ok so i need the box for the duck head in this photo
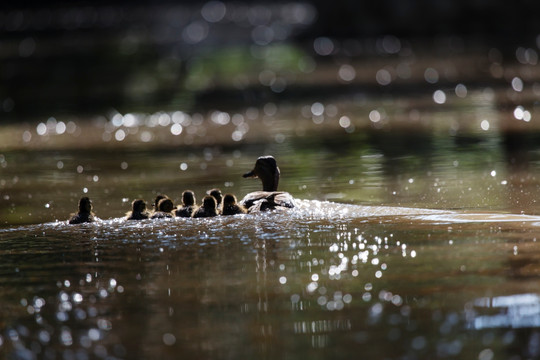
[243,155,280,191]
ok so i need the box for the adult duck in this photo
[240,156,296,212]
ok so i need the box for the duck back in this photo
[69,212,95,224]
[240,191,295,212]
[176,206,196,218]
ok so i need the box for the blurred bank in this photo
[1,1,540,122]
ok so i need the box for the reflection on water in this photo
[3,110,540,359]
[2,201,540,359]
[4,2,540,358]
[4,127,540,226]
[469,293,540,329]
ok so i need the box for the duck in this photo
[126,199,150,220]
[221,194,247,215]
[240,155,296,212]
[151,198,175,219]
[176,190,197,218]
[192,195,218,218]
[207,188,223,213]
[68,196,97,224]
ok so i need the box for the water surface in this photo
[2,199,540,359]
[3,19,540,358]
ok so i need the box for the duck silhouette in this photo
[126,199,150,220]
[192,195,218,218]
[176,190,197,218]
[68,197,97,224]
[152,195,168,214]
[221,194,247,215]
[207,188,223,213]
[240,156,295,212]
[151,198,175,219]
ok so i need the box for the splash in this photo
[3,199,540,236]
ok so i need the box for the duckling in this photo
[68,197,96,224]
[151,198,175,219]
[207,188,223,213]
[126,199,150,220]
[221,194,247,215]
[176,190,197,218]
[240,155,295,212]
[192,195,218,218]
[152,194,169,214]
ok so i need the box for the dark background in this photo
[1,0,539,119]
[5,0,539,41]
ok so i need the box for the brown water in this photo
[3,15,540,357]
[3,119,540,359]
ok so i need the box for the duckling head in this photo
[207,188,222,205]
[202,195,217,210]
[153,195,168,209]
[182,190,195,206]
[243,155,280,191]
[132,199,147,213]
[157,198,174,212]
[78,197,92,213]
[223,194,237,207]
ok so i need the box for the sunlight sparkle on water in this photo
[424,68,439,83]
[115,129,126,141]
[469,293,540,329]
[338,64,356,82]
[339,116,351,128]
[375,69,392,85]
[511,77,524,92]
[313,37,334,56]
[162,333,176,346]
[433,90,446,104]
[513,106,532,122]
[369,110,381,123]
[455,83,467,97]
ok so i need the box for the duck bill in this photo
[243,170,256,178]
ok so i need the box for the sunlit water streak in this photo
[468,293,540,329]
[5,199,540,237]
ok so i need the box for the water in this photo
[3,3,540,357]
[3,132,540,359]
[2,201,540,359]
